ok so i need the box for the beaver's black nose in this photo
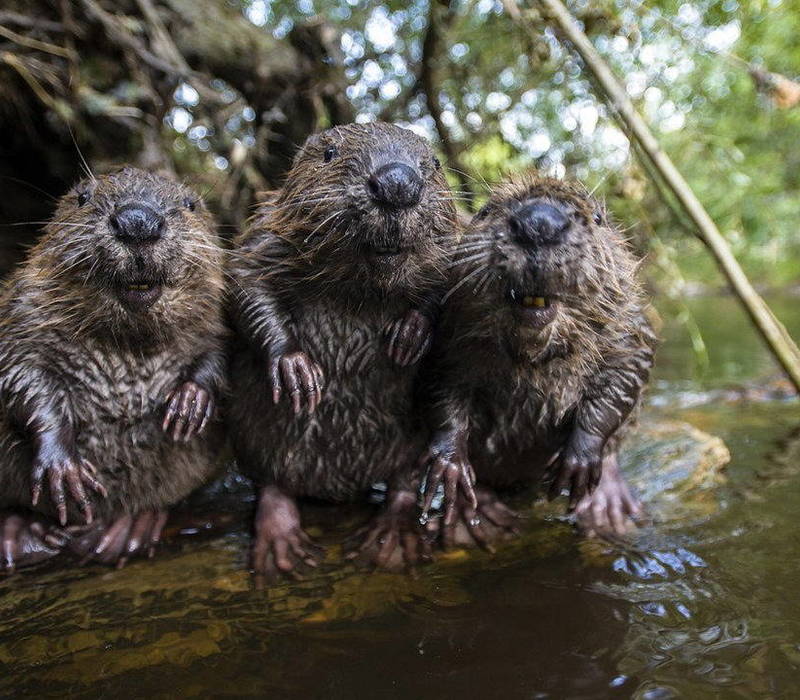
[111,204,165,244]
[509,202,570,247]
[368,162,423,209]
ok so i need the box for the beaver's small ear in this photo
[294,133,323,164]
[302,132,324,150]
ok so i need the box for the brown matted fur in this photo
[421,171,657,509]
[0,167,227,525]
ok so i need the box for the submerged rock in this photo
[620,417,730,522]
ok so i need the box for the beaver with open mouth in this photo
[418,172,657,546]
[0,167,227,570]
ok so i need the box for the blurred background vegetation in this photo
[1,0,798,298]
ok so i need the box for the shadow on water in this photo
[0,294,799,698]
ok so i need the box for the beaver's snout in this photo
[509,201,570,247]
[111,204,165,245]
[368,162,423,209]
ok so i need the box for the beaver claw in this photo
[70,510,168,568]
[1,512,68,573]
[31,439,107,526]
[419,430,477,528]
[269,352,324,416]
[251,486,324,584]
[163,381,214,442]
[385,310,433,367]
[345,489,433,570]
[548,429,605,509]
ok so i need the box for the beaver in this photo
[418,172,657,545]
[227,122,458,577]
[0,167,227,570]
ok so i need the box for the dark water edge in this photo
[0,295,798,699]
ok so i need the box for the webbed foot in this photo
[69,510,168,568]
[1,512,68,573]
[574,455,641,537]
[251,486,324,584]
[346,489,433,571]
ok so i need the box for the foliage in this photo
[254,0,800,288]
[1,0,798,289]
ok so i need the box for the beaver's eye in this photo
[323,145,338,163]
[183,197,196,212]
[593,210,603,225]
[433,157,441,170]
[77,192,90,206]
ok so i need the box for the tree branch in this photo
[528,0,800,393]
[421,1,476,210]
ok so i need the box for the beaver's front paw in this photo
[31,435,107,526]
[385,310,433,367]
[1,512,68,573]
[163,381,214,442]
[548,429,605,509]
[269,351,324,416]
[418,430,477,528]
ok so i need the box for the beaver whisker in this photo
[183,241,227,253]
[274,187,345,206]
[77,251,107,288]
[454,229,488,240]
[45,237,94,254]
[448,251,490,269]
[443,263,491,303]
[264,197,343,218]
[431,195,473,205]
[443,165,495,190]
[473,268,495,294]
[182,254,235,286]
[49,251,94,278]
[6,221,96,229]
[450,241,487,254]
[302,209,347,244]
[449,246,487,259]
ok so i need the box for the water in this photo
[0,294,798,698]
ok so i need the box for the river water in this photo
[0,294,798,698]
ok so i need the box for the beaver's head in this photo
[39,167,222,343]
[450,173,640,359]
[269,122,456,295]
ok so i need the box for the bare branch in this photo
[528,0,800,393]
[420,1,476,210]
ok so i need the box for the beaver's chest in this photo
[293,299,416,418]
[265,299,422,497]
[49,342,182,431]
[468,361,583,483]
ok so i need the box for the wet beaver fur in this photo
[418,172,657,546]
[0,167,227,570]
[228,122,458,577]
